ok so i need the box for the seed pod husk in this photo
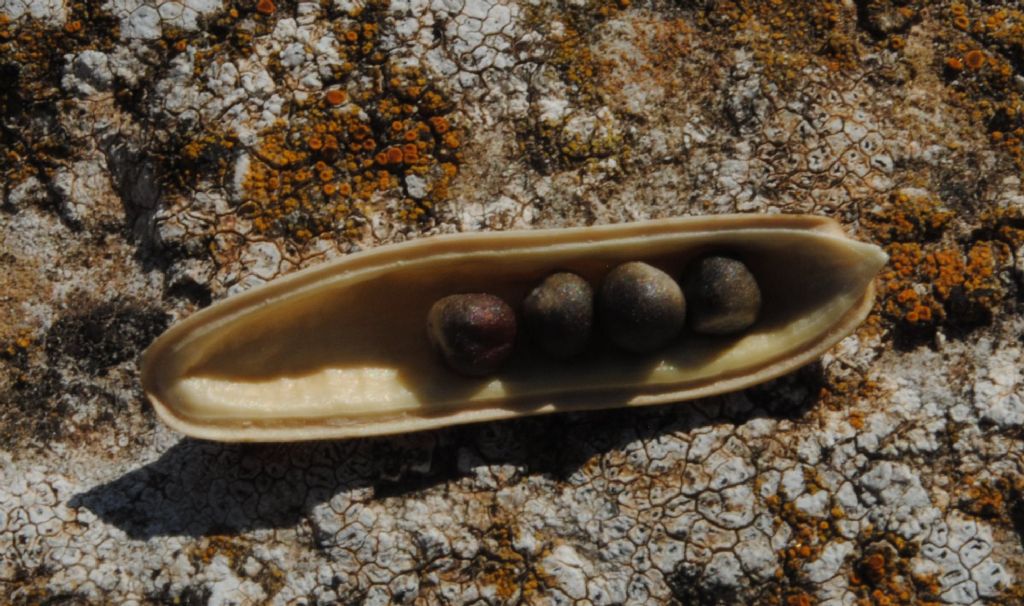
[140,215,888,442]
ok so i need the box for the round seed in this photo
[683,256,761,335]
[523,272,594,359]
[427,294,516,376]
[599,262,686,353]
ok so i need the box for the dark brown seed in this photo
[683,256,761,335]
[599,262,686,353]
[523,272,594,359]
[427,294,517,376]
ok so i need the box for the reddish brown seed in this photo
[426,294,516,376]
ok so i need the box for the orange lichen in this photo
[939,5,1024,170]
[256,0,276,16]
[429,116,450,134]
[856,553,887,586]
[0,3,127,198]
[867,192,1014,337]
[760,478,911,605]
[240,26,463,243]
[173,128,240,188]
[922,248,965,301]
[691,1,851,79]
[961,241,1007,308]
[324,89,347,106]
[979,205,1024,248]
[878,245,940,328]
[958,476,1004,518]
[964,49,986,70]
[450,520,550,601]
[845,529,941,606]
[864,192,952,243]
[2,333,33,365]
[401,143,419,163]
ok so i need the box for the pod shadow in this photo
[70,362,824,540]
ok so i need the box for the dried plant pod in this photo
[141,215,887,442]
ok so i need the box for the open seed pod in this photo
[141,215,887,442]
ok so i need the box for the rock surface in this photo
[2,1,1024,604]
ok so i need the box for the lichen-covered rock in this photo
[2,0,1024,604]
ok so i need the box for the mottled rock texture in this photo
[2,1,1024,604]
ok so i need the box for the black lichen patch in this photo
[855,0,923,38]
[667,562,738,606]
[150,584,213,606]
[1011,484,1024,551]
[45,300,169,377]
[743,363,826,422]
[955,474,1024,563]
[0,299,168,450]
[0,366,67,446]
[0,360,141,453]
